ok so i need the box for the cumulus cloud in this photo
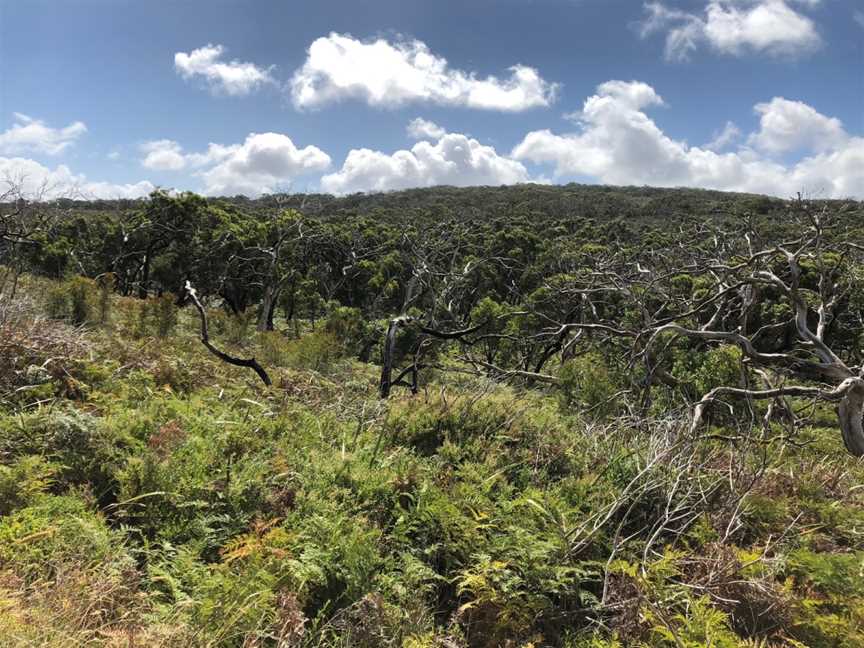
[0,113,87,156]
[196,133,330,196]
[0,156,154,200]
[640,1,822,61]
[407,118,447,140]
[290,33,558,111]
[139,133,330,196]
[749,97,848,154]
[175,44,275,96]
[321,132,531,194]
[512,80,863,199]
[141,140,187,171]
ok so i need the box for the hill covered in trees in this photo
[1,183,864,646]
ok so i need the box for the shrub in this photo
[0,495,131,581]
[44,285,69,320]
[558,351,620,418]
[324,306,375,360]
[134,298,152,338]
[0,410,131,503]
[672,344,743,399]
[257,330,289,366]
[286,331,341,373]
[154,293,178,338]
[226,310,254,345]
[67,277,97,324]
[0,456,56,516]
[42,276,99,325]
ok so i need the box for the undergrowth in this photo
[0,274,862,647]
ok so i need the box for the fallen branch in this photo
[184,281,272,386]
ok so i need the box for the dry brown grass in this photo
[0,562,191,647]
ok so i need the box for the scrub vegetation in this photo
[1,183,863,647]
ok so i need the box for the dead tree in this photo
[378,316,486,398]
[185,281,272,386]
[635,202,864,456]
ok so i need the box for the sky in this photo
[0,0,862,200]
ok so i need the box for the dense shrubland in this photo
[1,184,863,646]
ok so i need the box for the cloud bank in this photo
[0,156,154,200]
[512,80,862,199]
[321,133,531,194]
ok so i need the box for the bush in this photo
[96,272,115,325]
[154,293,178,338]
[0,410,131,503]
[0,456,56,516]
[0,495,131,581]
[324,306,376,360]
[43,276,98,325]
[45,285,69,320]
[257,330,289,366]
[68,277,97,324]
[225,311,254,345]
[286,331,341,373]
[558,351,620,418]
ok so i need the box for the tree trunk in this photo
[379,318,403,399]
[257,284,280,332]
[838,384,864,457]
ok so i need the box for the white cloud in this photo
[0,113,87,156]
[855,10,864,30]
[290,33,558,111]
[141,139,188,171]
[706,121,741,151]
[512,80,863,199]
[0,157,154,200]
[140,139,240,171]
[749,97,847,154]
[175,44,275,96]
[321,132,531,194]
[407,118,447,140]
[641,1,822,61]
[196,133,331,196]
[138,133,330,196]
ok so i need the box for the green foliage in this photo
[154,293,178,338]
[4,188,864,646]
[324,306,376,360]
[96,272,115,325]
[0,456,56,516]
[43,276,98,324]
[558,351,620,418]
[286,330,342,372]
[0,494,131,581]
[0,409,131,503]
[782,550,864,647]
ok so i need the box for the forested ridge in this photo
[2,183,864,647]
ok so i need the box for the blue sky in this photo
[1,0,861,199]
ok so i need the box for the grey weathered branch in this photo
[690,377,864,456]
